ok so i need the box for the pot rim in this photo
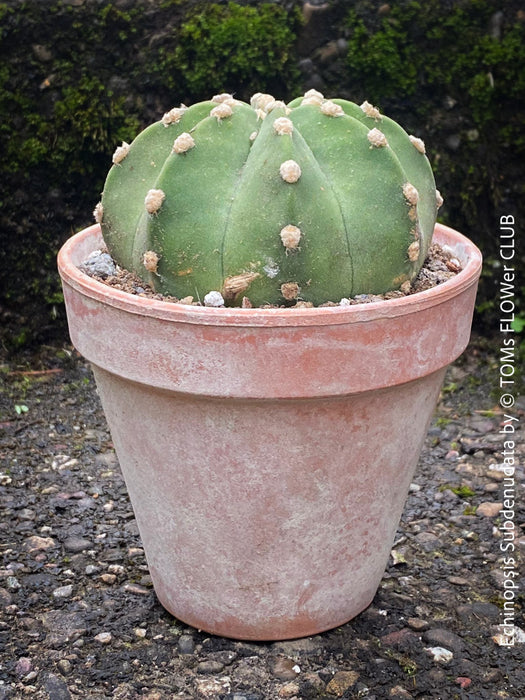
[58,223,482,328]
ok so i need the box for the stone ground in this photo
[0,334,524,699]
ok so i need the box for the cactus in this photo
[96,90,442,306]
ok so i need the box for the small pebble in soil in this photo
[270,656,300,681]
[79,250,116,278]
[407,617,430,631]
[424,628,464,651]
[476,501,502,517]
[178,634,195,654]
[278,681,300,698]
[52,584,73,599]
[15,657,32,677]
[326,670,360,695]
[63,536,93,553]
[425,646,454,663]
[203,290,225,307]
[94,632,112,644]
[57,659,72,675]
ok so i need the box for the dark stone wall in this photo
[1,0,523,347]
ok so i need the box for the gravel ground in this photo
[1,335,524,699]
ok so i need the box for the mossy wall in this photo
[0,0,523,347]
[341,0,525,325]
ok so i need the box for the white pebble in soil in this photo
[52,584,73,599]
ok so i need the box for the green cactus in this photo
[97,90,442,306]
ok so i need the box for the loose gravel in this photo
[1,337,524,699]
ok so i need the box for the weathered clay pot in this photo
[58,222,482,641]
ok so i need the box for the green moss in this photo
[345,16,420,98]
[345,0,525,332]
[152,2,302,102]
[439,484,476,499]
[346,0,525,120]
[384,648,418,677]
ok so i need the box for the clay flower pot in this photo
[58,222,481,641]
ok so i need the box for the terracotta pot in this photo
[58,223,482,641]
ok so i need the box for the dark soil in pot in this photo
[79,243,461,309]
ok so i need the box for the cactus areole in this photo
[97,91,443,307]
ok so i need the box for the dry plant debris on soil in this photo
[0,337,524,699]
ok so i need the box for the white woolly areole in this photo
[409,134,426,154]
[203,291,225,307]
[436,189,444,208]
[210,103,233,120]
[408,241,420,262]
[280,160,301,183]
[301,96,323,106]
[255,108,267,121]
[273,117,294,135]
[112,142,130,164]
[161,107,186,127]
[250,93,275,111]
[249,131,258,141]
[211,93,235,104]
[280,224,301,249]
[304,88,324,101]
[93,201,103,224]
[145,189,165,214]
[360,101,381,119]
[367,128,388,148]
[265,99,287,113]
[403,182,419,206]
[321,101,344,117]
[172,132,195,154]
[143,250,159,273]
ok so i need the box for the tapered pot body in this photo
[58,223,482,640]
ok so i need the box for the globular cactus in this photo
[95,90,442,306]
